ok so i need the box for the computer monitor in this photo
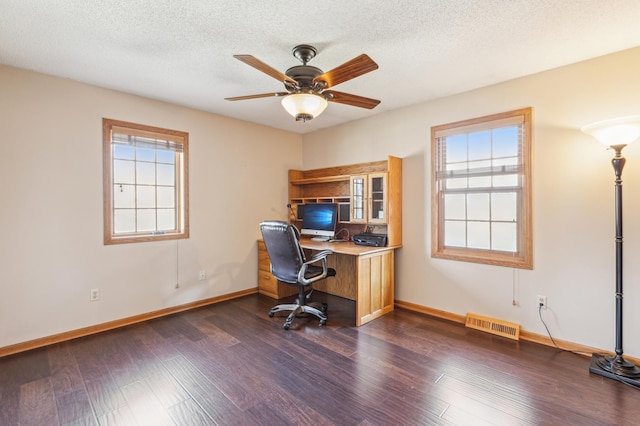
[300,203,338,241]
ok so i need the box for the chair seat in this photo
[305,265,336,280]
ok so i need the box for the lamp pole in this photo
[589,143,640,386]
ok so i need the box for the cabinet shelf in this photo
[290,175,351,185]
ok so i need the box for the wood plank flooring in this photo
[1,292,639,425]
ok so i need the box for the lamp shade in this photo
[581,115,640,147]
[281,94,328,122]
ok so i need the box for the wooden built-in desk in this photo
[299,237,398,326]
[259,155,402,326]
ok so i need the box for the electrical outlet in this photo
[537,295,547,309]
[90,288,100,302]
[198,270,206,281]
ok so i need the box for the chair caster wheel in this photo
[268,312,274,318]
[319,320,326,326]
[321,303,328,314]
[283,321,292,330]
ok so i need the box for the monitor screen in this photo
[300,203,338,240]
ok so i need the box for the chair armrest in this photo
[306,250,333,264]
[298,250,333,285]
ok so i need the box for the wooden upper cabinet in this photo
[289,156,402,247]
[367,173,387,224]
[351,173,387,224]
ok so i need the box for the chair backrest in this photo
[259,221,306,284]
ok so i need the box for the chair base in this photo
[269,287,328,329]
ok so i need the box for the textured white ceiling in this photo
[2,0,640,134]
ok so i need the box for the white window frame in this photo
[103,118,189,245]
[431,108,532,269]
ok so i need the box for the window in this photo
[431,108,532,269]
[103,118,189,245]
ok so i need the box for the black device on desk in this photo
[352,233,388,247]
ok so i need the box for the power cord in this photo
[335,227,350,240]
[538,304,639,389]
[538,304,604,357]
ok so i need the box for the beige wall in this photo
[0,65,301,348]
[302,46,640,357]
[3,46,640,357]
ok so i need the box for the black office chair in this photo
[259,220,336,330]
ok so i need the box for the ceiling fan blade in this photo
[225,92,289,101]
[313,54,378,88]
[233,55,297,85]
[325,90,380,109]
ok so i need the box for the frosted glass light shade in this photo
[281,94,328,122]
[581,115,640,147]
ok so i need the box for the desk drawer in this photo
[258,253,271,272]
[258,241,272,271]
[258,270,278,296]
[257,240,299,299]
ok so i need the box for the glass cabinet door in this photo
[368,173,387,223]
[350,175,367,223]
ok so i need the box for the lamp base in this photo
[589,354,640,387]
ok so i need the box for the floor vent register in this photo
[465,313,520,340]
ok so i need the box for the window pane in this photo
[492,126,519,158]
[446,162,466,173]
[468,131,491,160]
[446,135,467,163]
[444,194,465,220]
[470,159,491,169]
[156,150,175,164]
[467,193,489,221]
[493,157,518,167]
[469,176,491,188]
[353,178,365,220]
[136,147,155,162]
[157,163,175,186]
[114,144,135,160]
[493,174,518,187]
[157,209,175,230]
[157,186,175,208]
[353,178,364,196]
[446,177,468,189]
[467,221,490,249]
[114,209,136,233]
[137,209,156,231]
[372,201,384,219]
[491,192,517,221]
[114,184,135,208]
[136,162,155,185]
[444,221,465,247]
[113,159,135,184]
[137,186,156,208]
[492,222,517,252]
[371,176,384,193]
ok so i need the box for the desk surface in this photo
[299,237,400,256]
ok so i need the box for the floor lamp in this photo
[582,115,640,387]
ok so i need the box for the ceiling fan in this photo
[225,44,380,122]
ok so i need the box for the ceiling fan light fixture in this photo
[281,93,328,122]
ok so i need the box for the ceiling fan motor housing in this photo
[285,65,323,92]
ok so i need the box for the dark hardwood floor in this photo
[1,292,639,425]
